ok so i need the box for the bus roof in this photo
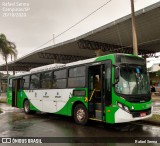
[11,53,136,78]
[12,56,98,78]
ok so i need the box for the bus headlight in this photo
[117,102,123,108]
[117,102,130,113]
[124,106,129,112]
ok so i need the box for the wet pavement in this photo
[0,103,160,146]
[142,97,160,125]
[152,96,160,115]
[1,93,160,145]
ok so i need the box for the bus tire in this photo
[24,100,32,114]
[74,104,88,125]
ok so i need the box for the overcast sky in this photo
[0,0,159,65]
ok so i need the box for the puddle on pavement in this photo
[0,130,24,137]
[153,102,160,106]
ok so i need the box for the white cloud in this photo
[0,0,159,64]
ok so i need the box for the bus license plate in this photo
[140,112,146,117]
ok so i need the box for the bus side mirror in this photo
[113,66,120,85]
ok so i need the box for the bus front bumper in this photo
[114,108,152,123]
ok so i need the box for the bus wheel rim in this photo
[25,101,29,112]
[77,108,85,122]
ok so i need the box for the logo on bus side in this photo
[43,92,49,98]
[55,92,61,98]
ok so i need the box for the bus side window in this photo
[105,61,112,106]
[40,71,52,89]
[23,75,30,90]
[30,74,40,89]
[20,79,25,89]
[68,66,86,88]
[9,79,12,90]
[53,69,67,89]
[52,75,58,88]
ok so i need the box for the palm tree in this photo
[0,33,17,75]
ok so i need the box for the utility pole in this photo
[53,34,55,45]
[130,0,138,56]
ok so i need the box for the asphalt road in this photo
[152,96,160,116]
[0,103,160,146]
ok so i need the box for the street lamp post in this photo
[130,0,138,56]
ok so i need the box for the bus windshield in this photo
[115,63,150,95]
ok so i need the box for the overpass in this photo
[0,1,160,71]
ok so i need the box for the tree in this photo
[0,34,17,75]
[0,72,3,91]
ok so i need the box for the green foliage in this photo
[156,70,160,77]
[0,33,18,74]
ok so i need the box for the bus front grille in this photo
[130,108,151,118]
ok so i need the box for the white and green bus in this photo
[7,53,152,125]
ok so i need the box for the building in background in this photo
[0,73,8,93]
[148,62,160,88]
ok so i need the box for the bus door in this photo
[88,64,105,121]
[12,78,22,107]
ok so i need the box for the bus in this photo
[7,53,152,125]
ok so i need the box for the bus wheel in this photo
[24,100,31,114]
[74,104,88,125]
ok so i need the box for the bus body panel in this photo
[114,107,152,123]
[18,88,88,116]
[105,100,152,123]
[7,53,152,124]
[23,89,73,113]
[105,90,152,123]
